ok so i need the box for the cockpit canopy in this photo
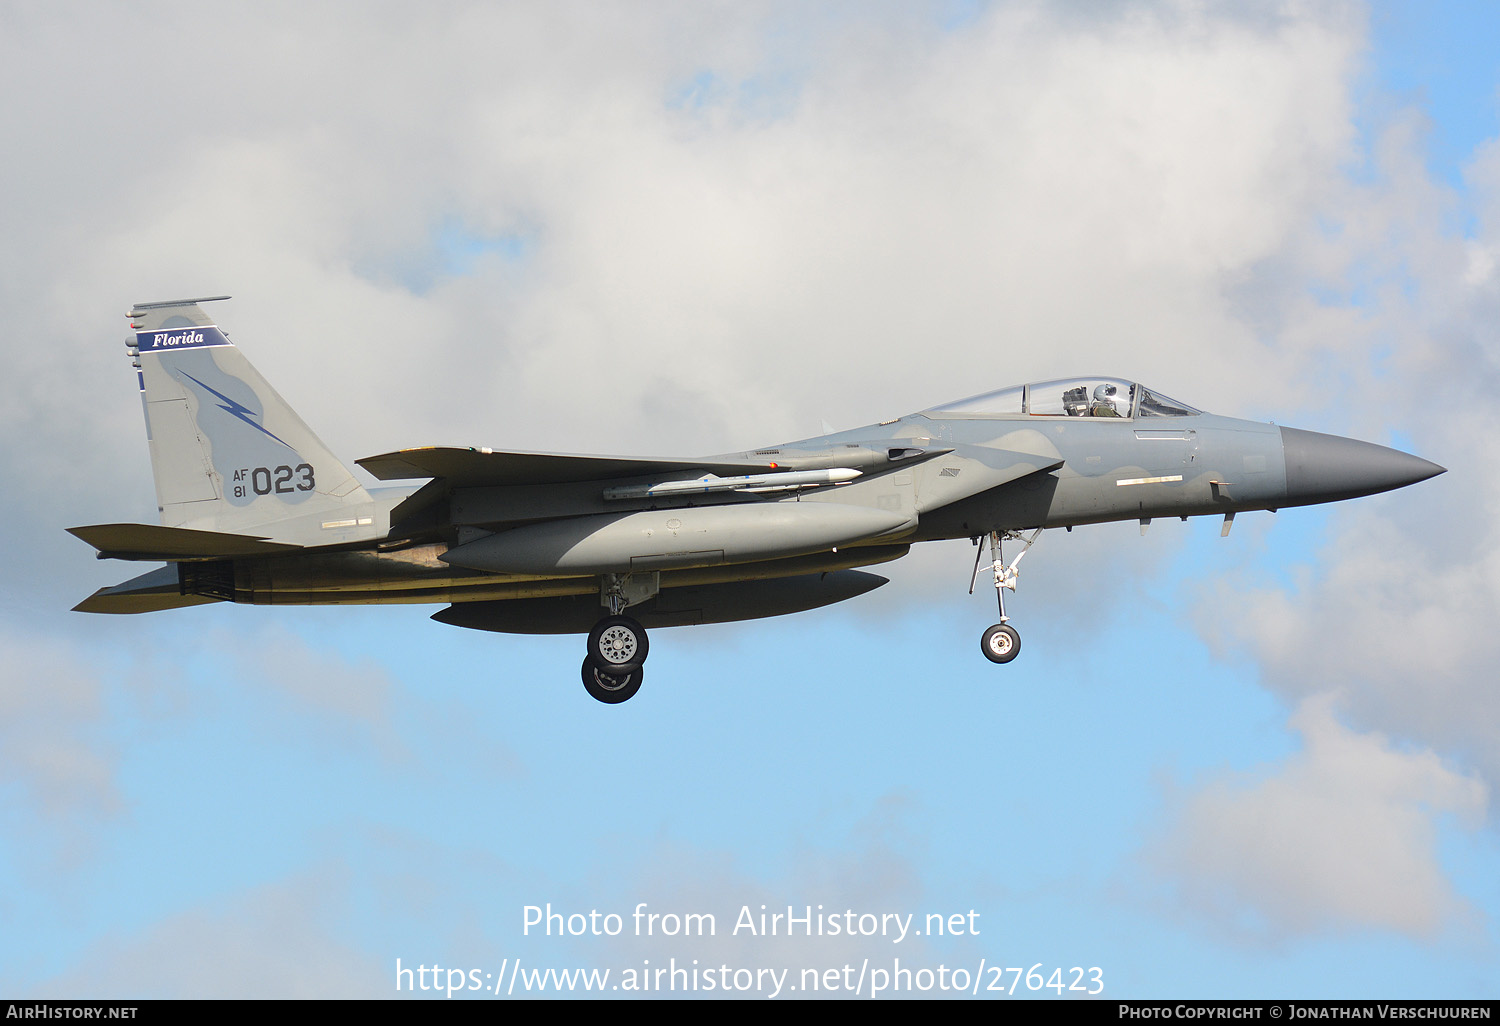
[926,377,1200,419]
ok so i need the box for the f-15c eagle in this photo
[72,296,1444,703]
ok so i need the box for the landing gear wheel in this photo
[582,657,643,704]
[588,615,648,674]
[981,623,1021,664]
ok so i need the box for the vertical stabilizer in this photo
[127,297,374,539]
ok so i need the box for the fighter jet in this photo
[72,297,1445,703]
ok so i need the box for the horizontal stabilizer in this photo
[357,446,780,486]
[72,564,219,613]
[68,522,302,561]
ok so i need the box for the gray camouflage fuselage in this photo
[74,300,1444,641]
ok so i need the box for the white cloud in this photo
[17,793,936,998]
[244,624,405,750]
[1191,101,1500,794]
[2,1,1370,461]
[237,621,524,774]
[30,865,383,998]
[1152,694,1486,941]
[0,631,121,866]
[6,0,1498,973]
[5,0,1383,668]
[560,788,952,995]
[1198,500,1500,784]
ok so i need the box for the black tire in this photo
[588,615,648,673]
[582,657,643,704]
[980,623,1021,664]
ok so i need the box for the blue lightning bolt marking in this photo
[179,371,296,451]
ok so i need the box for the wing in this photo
[356,446,781,486]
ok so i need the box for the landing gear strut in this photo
[582,573,656,703]
[970,529,1040,665]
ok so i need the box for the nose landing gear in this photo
[970,529,1040,665]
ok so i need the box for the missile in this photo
[602,467,861,501]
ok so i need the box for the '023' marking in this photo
[233,464,315,498]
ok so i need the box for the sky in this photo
[1,0,1498,1001]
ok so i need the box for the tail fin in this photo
[127,297,372,539]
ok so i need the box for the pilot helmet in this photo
[1092,383,1118,403]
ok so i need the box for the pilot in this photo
[1091,383,1123,417]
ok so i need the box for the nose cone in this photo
[1280,426,1445,507]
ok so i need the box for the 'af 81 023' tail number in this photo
[232,464,315,498]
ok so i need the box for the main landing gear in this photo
[582,573,656,703]
[969,529,1040,665]
[581,655,644,704]
[587,614,648,674]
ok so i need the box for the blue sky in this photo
[1369,0,1499,192]
[2,0,1498,1000]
